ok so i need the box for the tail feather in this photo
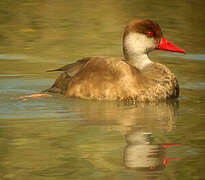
[46,69,62,72]
[43,72,70,94]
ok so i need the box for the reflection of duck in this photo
[45,19,185,101]
[124,132,181,172]
[124,132,165,171]
[62,100,181,175]
[70,100,178,133]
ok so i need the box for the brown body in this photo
[46,56,179,101]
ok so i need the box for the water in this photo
[0,0,205,179]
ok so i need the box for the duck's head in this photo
[123,19,185,59]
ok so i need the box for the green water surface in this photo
[0,0,205,179]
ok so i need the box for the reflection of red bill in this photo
[162,144,183,165]
[162,144,183,148]
[163,158,181,165]
[16,93,52,101]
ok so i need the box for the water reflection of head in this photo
[124,132,166,171]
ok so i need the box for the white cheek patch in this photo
[124,33,156,53]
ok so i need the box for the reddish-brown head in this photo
[124,19,185,54]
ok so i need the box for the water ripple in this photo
[160,54,205,61]
[0,54,26,60]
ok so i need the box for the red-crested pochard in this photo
[45,19,185,101]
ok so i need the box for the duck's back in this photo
[65,57,144,100]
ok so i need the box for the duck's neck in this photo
[124,51,152,70]
[123,33,153,70]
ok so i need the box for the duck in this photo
[45,19,185,101]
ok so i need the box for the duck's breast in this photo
[139,63,179,101]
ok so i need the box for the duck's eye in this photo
[147,31,154,37]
